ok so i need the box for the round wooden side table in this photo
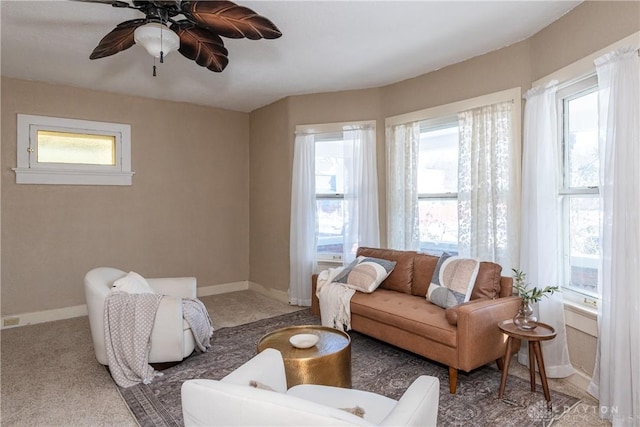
[498,319,557,408]
[257,325,351,388]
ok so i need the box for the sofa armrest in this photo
[454,296,522,371]
[221,348,288,393]
[147,277,197,299]
[380,376,439,427]
[182,379,368,426]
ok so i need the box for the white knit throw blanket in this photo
[104,292,163,388]
[316,267,356,331]
[182,298,214,352]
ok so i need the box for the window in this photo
[417,119,459,254]
[386,87,520,269]
[13,114,133,185]
[293,121,378,263]
[315,132,347,261]
[558,76,600,300]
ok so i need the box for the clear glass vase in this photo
[513,300,538,330]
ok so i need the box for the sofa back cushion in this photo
[356,247,415,294]
[356,247,510,299]
[470,262,503,300]
[411,253,439,297]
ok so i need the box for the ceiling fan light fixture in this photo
[134,22,180,59]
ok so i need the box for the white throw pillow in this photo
[112,271,156,294]
[426,253,479,308]
[334,256,396,293]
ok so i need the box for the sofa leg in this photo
[448,366,457,394]
[496,357,505,372]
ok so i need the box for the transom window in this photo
[558,76,600,299]
[14,114,133,186]
[36,130,116,166]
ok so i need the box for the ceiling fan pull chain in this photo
[160,21,165,64]
[153,56,157,77]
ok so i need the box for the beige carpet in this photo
[1,290,606,426]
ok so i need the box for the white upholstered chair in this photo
[84,267,197,365]
[181,348,440,426]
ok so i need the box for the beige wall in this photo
[1,78,250,315]
[380,40,532,119]
[249,97,292,292]
[1,1,638,324]
[529,1,640,81]
[247,0,639,298]
[246,1,638,383]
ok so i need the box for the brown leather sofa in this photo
[311,247,521,394]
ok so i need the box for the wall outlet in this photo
[3,317,20,327]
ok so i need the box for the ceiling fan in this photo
[79,0,282,73]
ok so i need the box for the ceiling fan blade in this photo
[90,19,146,60]
[74,0,132,8]
[187,0,282,40]
[171,21,229,72]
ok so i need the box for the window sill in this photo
[13,168,134,186]
[317,259,343,266]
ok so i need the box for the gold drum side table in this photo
[257,325,351,388]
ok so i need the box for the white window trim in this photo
[295,120,376,135]
[557,76,600,302]
[13,114,134,186]
[386,87,521,127]
[534,31,640,316]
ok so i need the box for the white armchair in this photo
[181,348,439,426]
[84,267,197,365]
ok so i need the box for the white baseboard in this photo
[248,281,290,305]
[1,280,267,329]
[1,304,88,329]
[565,369,593,392]
[196,281,249,297]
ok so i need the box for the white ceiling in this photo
[1,1,581,112]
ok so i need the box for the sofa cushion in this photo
[426,253,479,309]
[356,247,415,294]
[334,256,396,293]
[471,262,503,300]
[411,252,439,297]
[351,289,457,348]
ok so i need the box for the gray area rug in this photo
[117,309,580,427]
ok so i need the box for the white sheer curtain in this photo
[289,133,317,306]
[588,47,640,426]
[290,126,380,305]
[457,101,518,271]
[519,82,575,378]
[342,126,380,263]
[386,122,420,250]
